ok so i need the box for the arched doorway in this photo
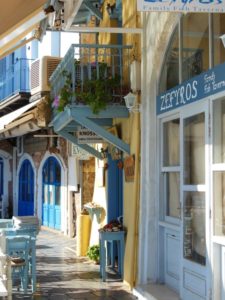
[18,159,34,216]
[42,156,61,230]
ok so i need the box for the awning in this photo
[0,0,47,58]
[0,99,41,131]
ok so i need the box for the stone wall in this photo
[82,157,95,205]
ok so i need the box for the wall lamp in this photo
[124,92,141,113]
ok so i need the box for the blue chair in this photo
[1,228,37,292]
[5,236,30,293]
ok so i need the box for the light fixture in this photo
[220,34,225,48]
[124,92,141,113]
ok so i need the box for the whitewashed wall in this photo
[138,12,181,284]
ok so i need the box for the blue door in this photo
[107,154,123,222]
[18,159,34,216]
[42,157,61,230]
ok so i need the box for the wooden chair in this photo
[6,236,30,293]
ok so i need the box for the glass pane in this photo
[213,98,225,163]
[49,185,54,205]
[213,14,225,67]
[184,113,205,185]
[55,186,61,206]
[182,14,209,81]
[159,27,179,94]
[163,119,180,166]
[49,160,54,183]
[165,172,180,218]
[183,191,205,265]
[213,171,225,236]
[44,185,48,204]
[55,164,61,183]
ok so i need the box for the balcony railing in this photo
[50,44,132,113]
[0,58,33,101]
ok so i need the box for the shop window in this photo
[184,113,205,185]
[163,119,180,166]
[213,97,225,164]
[159,28,179,94]
[162,118,180,220]
[182,13,209,81]
[213,14,225,67]
[213,98,225,237]
[213,172,225,236]
[183,191,206,265]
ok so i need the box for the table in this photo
[99,230,125,281]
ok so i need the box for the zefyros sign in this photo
[137,0,225,13]
[157,62,225,115]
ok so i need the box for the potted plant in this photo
[87,244,100,264]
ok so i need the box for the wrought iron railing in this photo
[50,44,132,112]
[0,58,33,101]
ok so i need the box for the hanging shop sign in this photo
[137,0,225,13]
[77,128,104,144]
[157,61,225,115]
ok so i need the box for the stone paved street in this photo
[12,229,137,300]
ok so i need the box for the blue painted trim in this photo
[51,106,130,154]
[70,112,130,154]
[83,0,103,20]
[157,62,225,115]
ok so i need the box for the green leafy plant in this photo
[75,63,120,114]
[57,71,73,112]
[53,63,120,114]
[87,244,100,263]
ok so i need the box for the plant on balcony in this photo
[53,63,121,114]
[52,70,73,112]
[75,63,120,114]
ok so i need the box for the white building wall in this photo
[138,12,181,284]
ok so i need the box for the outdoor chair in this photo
[1,228,37,292]
[6,236,30,293]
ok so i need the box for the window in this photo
[183,191,206,265]
[213,98,225,236]
[162,118,180,219]
[159,14,225,94]
[184,113,205,185]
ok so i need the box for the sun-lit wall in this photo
[80,0,141,288]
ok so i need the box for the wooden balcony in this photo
[49,44,133,159]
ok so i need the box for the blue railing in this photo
[50,44,132,110]
[0,58,33,101]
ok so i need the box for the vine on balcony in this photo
[52,63,121,115]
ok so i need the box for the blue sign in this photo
[157,62,225,115]
[138,0,225,12]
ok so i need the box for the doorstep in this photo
[133,283,180,300]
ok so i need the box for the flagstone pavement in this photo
[12,229,138,300]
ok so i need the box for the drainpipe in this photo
[12,147,17,216]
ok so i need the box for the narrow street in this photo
[13,229,137,300]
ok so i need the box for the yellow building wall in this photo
[83,0,141,289]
